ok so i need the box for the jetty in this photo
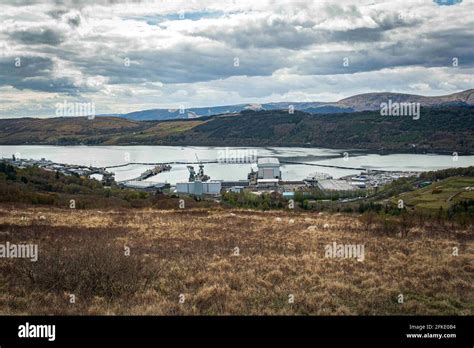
[121,164,171,182]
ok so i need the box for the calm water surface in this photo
[1,145,472,184]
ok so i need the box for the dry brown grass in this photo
[0,204,472,315]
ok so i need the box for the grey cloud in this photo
[191,11,421,50]
[47,9,68,18]
[323,4,362,18]
[6,0,144,7]
[47,9,82,27]
[10,27,65,45]
[0,0,472,117]
[192,25,315,50]
[66,14,81,27]
[0,56,83,93]
[2,0,38,5]
[61,41,288,85]
[294,33,474,76]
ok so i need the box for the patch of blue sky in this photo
[125,11,227,25]
[163,10,226,21]
[123,15,166,25]
[433,0,462,6]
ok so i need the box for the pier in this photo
[120,164,172,183]
[279,160,366,171]
[105,160,368,172]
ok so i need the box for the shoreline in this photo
[0,143,472,157]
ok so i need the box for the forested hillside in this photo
[0,106,472,153]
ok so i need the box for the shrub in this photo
[360,211,377,233]
[15,234,154,300]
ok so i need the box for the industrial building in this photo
[257,178,279,190]
[304,172,333,187]
[176,180,221,196]
[221,180,250,189]
[175,160,222,196]
[228,186,245,193]
[257,157,281,180]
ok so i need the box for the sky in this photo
[0,0,473,118]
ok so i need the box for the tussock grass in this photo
[0,205,472,315]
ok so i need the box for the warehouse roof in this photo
[257,157,280,166]
[257,178,279,183]
[317,180,356,191]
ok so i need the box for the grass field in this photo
[392,177,474,211]
[0,204,472,315]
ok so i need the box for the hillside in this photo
[0,163,472,315]
[0,106,473,153]
[0,116,204,146]
[391,177,474,212]
[165,107,474,152]
[0,204,472,315]
[0,117,149,145]
[336,89,474,112]
[103,89,474,121]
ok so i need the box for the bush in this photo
[15,234,154,300]
[359,211,377,233]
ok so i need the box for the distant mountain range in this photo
[103,89,474,121]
